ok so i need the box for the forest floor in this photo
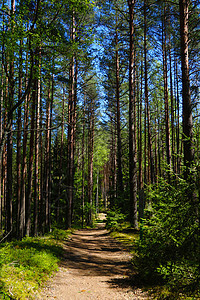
[39,214,150,300]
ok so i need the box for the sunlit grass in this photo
[109,224,139,254]
[0,229,71,299]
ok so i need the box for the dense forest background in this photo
[0,0,200,292]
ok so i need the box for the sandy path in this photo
[39,221,149,299]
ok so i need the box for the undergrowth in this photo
[106,209,139,255]
[135,177,200,299]
[0,228,71,299]
[106,209,127,232]
[106,185,200,300]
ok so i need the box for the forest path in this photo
[39,217,149,299]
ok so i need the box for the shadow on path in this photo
[61,224,133,279]
[40,222,150,299]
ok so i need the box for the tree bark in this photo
[17,40,22,237]
[87,96,94,226]
[34,47,41,236]
[115,22,123,195]
[144,0,155,185]
[57,88,65,223]
[5,0,16,238]
[25,78,36,237]
[44,77,51,232]
[67,11,76,228]
[81,94,85,228]
[179,0,194,173]
[162,3,171,175]
[20,49,30,239]
[128,0,138,229]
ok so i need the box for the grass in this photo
[109,223,139,254]
[0,228,71,299]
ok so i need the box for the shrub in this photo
[136,177,200,296]
[106,209,126,231]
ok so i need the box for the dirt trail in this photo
[39,216,149,299]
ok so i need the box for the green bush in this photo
[136,177,200,296]
[50,228,70,241]
[106,209,126,231]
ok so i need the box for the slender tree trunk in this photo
[96,169,99,213]
[0,60,4,229]
[48,73,54,231]
[34,47,41,236]
[155,113,158,184]
[138,62,144,220]
[175,58,180,174]
[128,0,138,229]
[87,96,94,226]
[169,34,175,173]
[157,108,162,177]
[39,90,44,233]
[81,94,85,228]
[115,22,123,194]
[57,89,65,223]
[67,12,76,228]
[2,63,8,232]
[5,0,15,238]
[26,77,36,236]
[162,3,171,174]
[179,0,194,173]
[109,111,116,208]
[20,49,29,238]
[17,40,22,237]
[144,0,155,185]
[44,77,51,232]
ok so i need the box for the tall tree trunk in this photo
[175,58,180,174]
[20,49,29,238]
[57,88,65,223]
[128,0,138,229]
[155,112,158,184]
[34,47,41,236]
[48,73,54,231]
[115,21,123,195]
[39,90,44,233]
[87,96,94,226]
[110,107,117,208]
[6,0,15,237]
[26,78,36,237]
[44,77,51,232]
[2,74,8,233]
[16,39,22,237]
[81,94,85,228]
[179,0,194,173]
[0,58,4,229]
[144,0,155,185]
[169,34,175,173]
[138,62,144,220]
[67,12,76,228]
[162,3,171,175]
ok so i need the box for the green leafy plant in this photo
[136,177,200,297]
[106,209,126,232]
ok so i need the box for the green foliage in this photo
[50,228,71,241]
[0,233,70,299]
[106,209,127,232]
[84,202,97,227]
[136,177,200,297]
